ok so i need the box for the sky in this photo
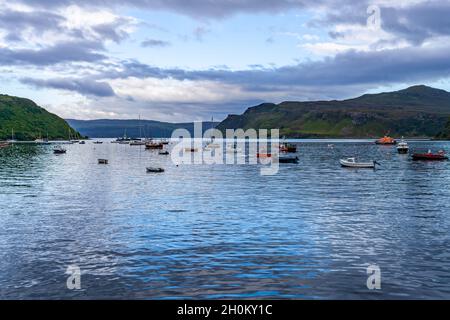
[2,0,450,122]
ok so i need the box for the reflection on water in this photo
[0,140,450,299]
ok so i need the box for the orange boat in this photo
[375,135,397,145]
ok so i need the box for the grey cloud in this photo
[0,8,64,33]
[104,44,450,91]
[193,26,210,41]
[316,1,450,45]
[0,41,106,66]
[141,39,171,47]
[16,0,341,18]
[21,77,115,97]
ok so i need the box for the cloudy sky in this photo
[2,0,450,122]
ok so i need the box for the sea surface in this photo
[1,139,450,299]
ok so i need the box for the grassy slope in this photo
[0,94,80,140]
[217,86,450,138]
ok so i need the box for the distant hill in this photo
[0,94,80,141]
[66,119,219,138]
[217,85,450,139]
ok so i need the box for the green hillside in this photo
[217,85,450,139]
[0,94,80,141]
[437,118,450,140]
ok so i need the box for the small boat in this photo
[375,135,397,145]
[146,167,165,173]
[185,147,198,152]
[146,142,164,150]
[130,140,146,146]
[98,159,109,164]
[159,150,169,155]
[0,141,10,149]
[280,143,297,153]
[93,141,103,144]
[340,158,379,168]
[412,150,448,161]
[35,138,51,145]
[161,139,170,145]
[279,155,299,164]
[79,141,86,145]
[257,153,272,159]
[397,138,409,154]
[53,146,66,154]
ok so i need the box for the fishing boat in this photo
[93,141,103,144]
[146,167,165,173]
[375,135,397,145]
[279,155,299,163]
[340,157,380,168]
[53,146,66,154]
[397,138,409,154]
[98,159,109,164]
[79,141,86,145]
[159,150,169,155]
[280,143,297,153]
[161,139,170,145]
[412,150,448,161]
[145,142,164,150]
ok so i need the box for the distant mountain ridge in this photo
[66,119,220,138]
[0,94,80,141]
[217,85,450,139]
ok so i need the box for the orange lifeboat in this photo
[375,136,397,145]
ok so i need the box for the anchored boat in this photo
[340,158,379,168]
[0,141,10,149]
[145,142,164,150]
[375,135,397,145]
[280,143,297,153]
[146,167,165,173]
[412,150,448,161]
[397,138,409,154]
[53,146,66,154]
[279,155,299,164]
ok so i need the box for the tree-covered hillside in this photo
[0,94,80,141]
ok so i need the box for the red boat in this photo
[0,142,10,149]
[412,150,448,161]
[257,153,272,159]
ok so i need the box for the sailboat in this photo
[35,131,51,145]
[204,117,221,150]
[130,116,147,146]
[8,129,17,144]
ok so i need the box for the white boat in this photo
[340,157,379,168]
[397,138,409,154]
[35,138,51,145]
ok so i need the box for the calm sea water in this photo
[1,139,450,299]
